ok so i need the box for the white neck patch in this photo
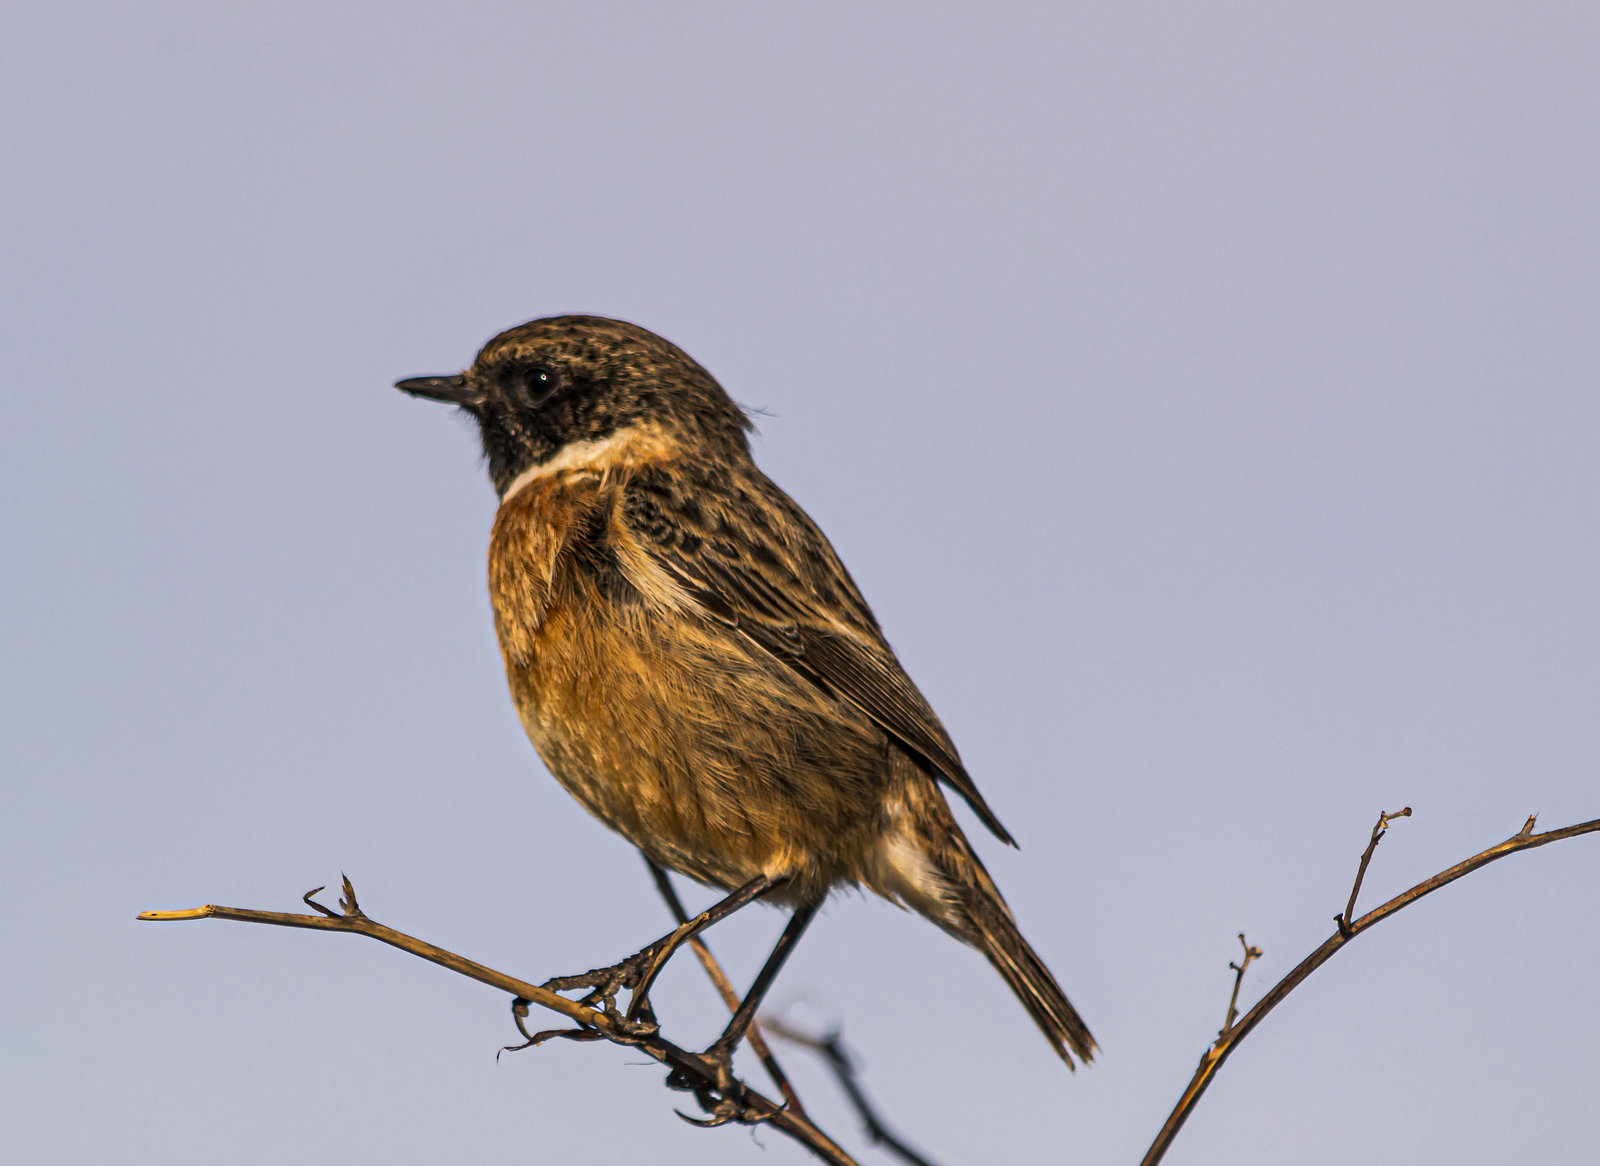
[499,426,652,504]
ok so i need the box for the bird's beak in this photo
[394,373,483,408]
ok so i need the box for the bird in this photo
[396,315,1094,1079]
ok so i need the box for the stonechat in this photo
[397,316,1094,1071]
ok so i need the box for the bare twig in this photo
[644,859,806,1116]
[139,880,859,1166]
[1140,812,1600,1166]
[765,1020,944,1166]
[1221,934,1262,1036]
[1338,806,1411,936]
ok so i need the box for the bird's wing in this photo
[618,465,1016,846]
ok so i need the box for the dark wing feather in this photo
[622,467,1016,847]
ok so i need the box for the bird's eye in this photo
[519,365,560,407]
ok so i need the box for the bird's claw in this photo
[497,996,607,1058]
[539,938,673,1032]
[663,1042,751,1125]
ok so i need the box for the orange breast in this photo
[489,470,731,864]
[486,463,892,899]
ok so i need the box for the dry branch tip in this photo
[1221,934,1262,1037]
[338,874,365,918]
[137,906,216,922]
[1339,806,1413,937]
[302,886,340,918]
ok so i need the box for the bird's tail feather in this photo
[961,867,1096,1066]
[871,788,1095,1066]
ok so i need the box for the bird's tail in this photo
[870,786,1096,1066]
[958,854,1096,1065]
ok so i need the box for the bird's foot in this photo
[665,1040,748,1126]
[498,996,607,1057]
[700,1038,737,1097]
[540,935,676,1034]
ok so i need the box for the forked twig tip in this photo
[1221,933,1262,1036]
[302,885,340,918]
[339,874,365,918]
[1343,805,1414,934]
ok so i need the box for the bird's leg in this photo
[541,872,783,1030]
[621,873,789,1026]
[688,897,820,1108]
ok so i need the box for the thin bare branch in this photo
[1221,934,1262,1037]
[766,1020,944,1166]
[1338,807,1411,936]
[1140,811,1600,1166]
[139,886,859,1166]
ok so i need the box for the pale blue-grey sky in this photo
[3,4,1597,1164]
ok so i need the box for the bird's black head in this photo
[396,315,752,496]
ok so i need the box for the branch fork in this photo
[1139,809,1600,1166]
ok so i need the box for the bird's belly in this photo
[504,599,892,900]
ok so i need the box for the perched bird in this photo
[397,316,1094,1072]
